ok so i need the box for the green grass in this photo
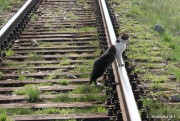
[112,0,180,119]
[18,75,27,81]
[0,106,106,117]
[27,53,44,61]
[13,85,40,102]
[37,82,52,86]
[77,0,87,5]
[0,71,3,80]
[0,110,13,121]
[26,86,40,102]
[79,27,97,32]
[5,49,15,56]
[131,0,180,33]
[88,41,99,46]
[45,74,57,80]
[150,83,163,91]
[58,27,97,33]
[0,1,9,10]
[59,58,71,65]
[83,60,94,67]
[58,28,78,33]
[7,62,26,67]
[51,69,63,73]
[31,14,38,21]
[0,0,22,29]
[0,0,16,11]
[133,67,146,74]
[72,64,91,78]
[143,73,167,83]
[0,112,7,121]
[150,107,179,120]
[34,106,106,114]
[174,68,180,82]
[58,79,70,85]
[129,0,180,61]
[0,108,33,115]
[66,11,80,19]
[138,63,165,69]
[13,87,27,95]
[72,85,103,94]
[38,42,57,47]
[167,64,180,82]
[142,99,180,120]
[125,0,180,78]
[53,93,107,102]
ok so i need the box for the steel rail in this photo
[0,0,38,47]
[99,0,141,121]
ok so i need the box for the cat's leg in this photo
[116,54,125,67]
[87,59,104,86]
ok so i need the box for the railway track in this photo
[0,0,142,121]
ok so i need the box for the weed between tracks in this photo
[58,79,70,85]
[13,85,40,102]
[0,112,13,121]
[34,106,106,114]
[0,71,3,80]
[0,0,21,11]
[66,11,80,20]
[71,64,91,78]
[27,53,44,61]
[58,27,97,33]
[11,85,106,115]
[0,0,24,29]
[26,86,40,102]
[18,75,27,81]
[5,49,15,56]
[72,85,103,94]
[59,58,71,65]
[38,42,58,47]
[53,93,106,102]
[0,106,106,116]
[31,14,38,22]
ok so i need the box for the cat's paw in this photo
[95,82,103,86]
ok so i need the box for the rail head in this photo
[99,0,141,121]
[0,0,39,48]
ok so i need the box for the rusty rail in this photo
[99,0,141,120]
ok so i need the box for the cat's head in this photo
[116,33,130,43]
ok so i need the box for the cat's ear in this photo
[116,35,122,43]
